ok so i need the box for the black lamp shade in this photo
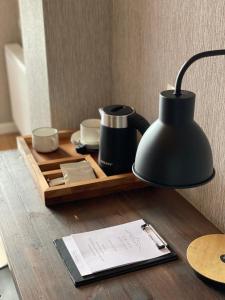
[133,90,215,188]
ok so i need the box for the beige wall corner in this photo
[0,0,21,123]
[0,122,18,134]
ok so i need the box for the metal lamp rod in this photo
[174,49,225,96]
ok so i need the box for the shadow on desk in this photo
[196,272,225,293]
[0,267,19,300]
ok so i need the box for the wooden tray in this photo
[17,130,146,206]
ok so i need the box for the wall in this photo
[19,0,51,129]
[112,0,225,231]
[19,0,112,130]
[0,0,21,123]
[43,0,112,129]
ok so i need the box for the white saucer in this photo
[70,130,99,150]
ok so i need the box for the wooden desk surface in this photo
[0,150,224,300]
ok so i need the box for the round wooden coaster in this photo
[187,234,225,284]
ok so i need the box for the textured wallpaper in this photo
[20,0,112,130]
[112,0,225,231]
[19,0,51,129]
[43,0,112,129]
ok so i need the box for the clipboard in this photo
[53,221,177,287]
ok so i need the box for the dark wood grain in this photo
[0,150,224,300]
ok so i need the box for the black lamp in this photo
[132,50,225,285]
[133,50,225,188]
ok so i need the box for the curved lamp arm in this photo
[174,49,225,96]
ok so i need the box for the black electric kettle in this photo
[98,104,149,175]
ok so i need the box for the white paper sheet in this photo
[63,219,170,276]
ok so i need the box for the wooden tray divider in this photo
[42,169,62,179]
[84,154,107,178]
[38,156,86,172]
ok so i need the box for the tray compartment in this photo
[17,130,146,206]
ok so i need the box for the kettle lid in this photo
[102,105,134,116]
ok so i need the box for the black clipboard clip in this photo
[141,223,168,250]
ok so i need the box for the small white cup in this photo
[80,119,100,146]
[32,127,59,153]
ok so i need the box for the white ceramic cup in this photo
[32,127,59,153]
[80,119,100,146]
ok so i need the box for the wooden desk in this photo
[0,150,224,300]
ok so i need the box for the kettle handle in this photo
[128,112,149,135]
